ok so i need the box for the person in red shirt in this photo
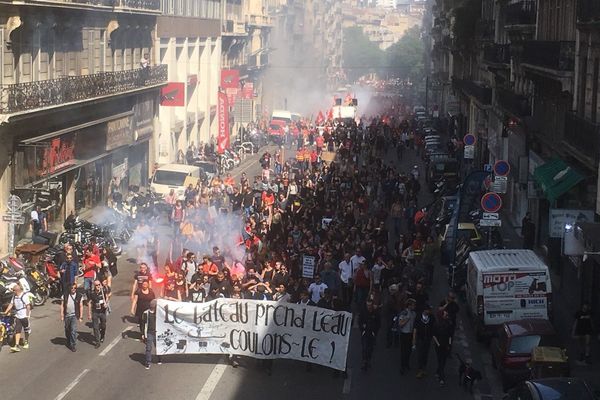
[310,149,318,169]
[315,134,324,155]
[201,256,219,277]
[82,247,101,293]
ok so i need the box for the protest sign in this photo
[302,255,316,279]
[156,298,352,370]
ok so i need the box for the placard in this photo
[156,299,352,370]
[302,255,316,279]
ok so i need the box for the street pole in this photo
[425,75,429,113]
[8,222,14,256]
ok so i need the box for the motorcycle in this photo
[0,258,47,307]
[0,312,15,350]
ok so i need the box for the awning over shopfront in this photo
[533,158,584,202]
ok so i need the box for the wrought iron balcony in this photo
[564,112,600,164]
[505,0,537,26]
[246,14,273,27]
[69,0,160,10]
[577,0,600,24]
[522,41,575,71]
[0,65,167,115]
[496,86,531,117]
[483,43,511,65]
[453,78,492,105]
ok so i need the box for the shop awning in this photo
[533,158,584,202]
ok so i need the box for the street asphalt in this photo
[0,143,504,400]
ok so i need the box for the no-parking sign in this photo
[481,192,502,213]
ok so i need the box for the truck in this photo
[332,105,357,122]
[466,249,553,339]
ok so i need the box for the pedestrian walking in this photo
[131,280,156,333]
[141,299,162,369]
[413,305,434,378]
[88,279,111,348]
[572,303,594,364]
[359,300,381,371]
[60,283,83,352]
[521,212,536,250]
[398,298,416,374]
[3,283,32,353]
[433,310,453,385]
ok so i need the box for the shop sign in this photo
[217,91,230,154]
[106,117,133,151]
[221,69,240,89]
[134,96,154,141]
[160,82,185,107]
[242,82,254,99]
[40,134,76,177]
[549,208,595,238]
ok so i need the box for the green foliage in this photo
[385,25,424,83]
[342,26,385,82]
[342,25,425,83]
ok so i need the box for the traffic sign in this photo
[463,134,476,146]
[493,160,511,177]
[480,219,502,227]
[464,145,475,159]
[492,175,508,193]
[2,215,25,224]
[481,192,502,213]
[7,195,22,212]
[482,212,499,220]
[484,164,493,173]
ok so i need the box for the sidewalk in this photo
[499,212,600,390]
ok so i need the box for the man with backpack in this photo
[88,279,111,348]
[3,282,32,353]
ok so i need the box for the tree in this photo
[385,25,424,84]
[342,27,385,82]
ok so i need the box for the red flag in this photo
[316,110,325,125]
[217,91,230,154]
[327,108,333,121]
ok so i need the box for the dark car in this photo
[504,378,596,400]
[491,319,564,391]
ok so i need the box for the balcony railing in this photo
[453,78,492,105]
[68,0,160,10]
[522,41,575,71]
[496,86,531,117]
[246,14,273,27]
[483,43,511,65]
[565,111,600,163]
[505,0,537,26]
[0,65,167,114]
[577,0,600,24]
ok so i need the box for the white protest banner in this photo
[156,298,352,370]
[302,255,316,279]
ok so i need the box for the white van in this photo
[150,163,200,200]
[466,249,552,337]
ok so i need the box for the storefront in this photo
[11,110,140,242]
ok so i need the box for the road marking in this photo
[195,362,227,400]
[342,367,352,395]
[54,368,90,400]
[99,326,133,356]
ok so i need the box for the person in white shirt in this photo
[371,256,387,290]
[308,275,328,304]
[338,253,353,306]
[3,283,32,352]
[350,249,366,274]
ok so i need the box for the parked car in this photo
[504,378,595,400]
[491,319,564,390]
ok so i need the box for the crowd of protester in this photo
[120,110,461,382]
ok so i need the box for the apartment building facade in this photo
[0,0,167,253]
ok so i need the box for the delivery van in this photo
[466,249,552,338]
[150,163,201,200]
